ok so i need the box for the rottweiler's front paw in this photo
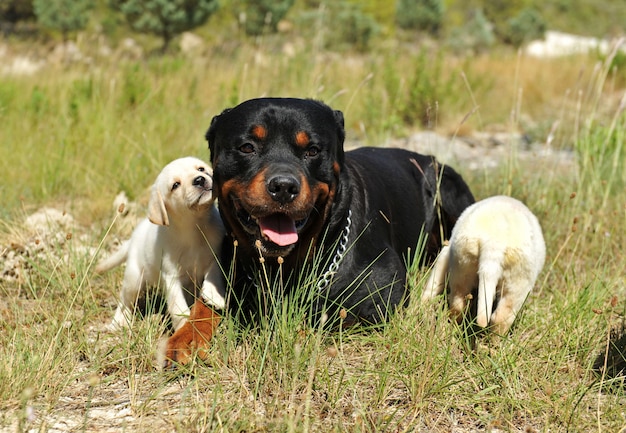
[161,300,220,369]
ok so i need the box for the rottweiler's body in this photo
[163,98,474,365]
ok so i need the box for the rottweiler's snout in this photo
[267,174,300,204]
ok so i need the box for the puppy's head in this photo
[206,98,345,258]
[148,157,215,226]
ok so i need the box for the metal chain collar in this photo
[316,210,352,292]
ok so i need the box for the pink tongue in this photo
[258,214,299,246]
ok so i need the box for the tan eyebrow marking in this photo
[251,125,267,140]
[295,131,310,147]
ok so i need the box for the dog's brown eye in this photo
[305,146,320,158]
[198,167,205,172]
[172,182,180,191]
[239,143,256,154]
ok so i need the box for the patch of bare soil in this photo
[351,130,575,174]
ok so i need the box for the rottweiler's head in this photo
[206,98,345,259]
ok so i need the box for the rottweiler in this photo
[163,98,474,366]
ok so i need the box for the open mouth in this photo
[236,207,308,247]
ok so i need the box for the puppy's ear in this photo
[206,108,232,164]
[148,187,169,226]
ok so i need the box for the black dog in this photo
[164,98,474,364]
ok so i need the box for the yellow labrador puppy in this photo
[96,157,225,331]
[422,195,545,335]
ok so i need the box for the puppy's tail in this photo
[476,244,505,328]
[95,240,130,274]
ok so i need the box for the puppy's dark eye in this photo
[197,167,206,172]
[172,182,181,191]
[239,143,256,154]
[305,145,320,158]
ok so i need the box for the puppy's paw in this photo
[161,300,220,369]
[104,320,125,333]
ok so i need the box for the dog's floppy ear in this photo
[333,109,346,165]
[438,165,475,224]
[414,159,473,263]
[206,108,232,165]
[148,187,169,226]
[333,109,345,141]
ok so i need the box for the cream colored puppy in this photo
[422,195,545,335]
[96,157,225,331]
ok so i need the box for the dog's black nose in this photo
[193,176,206,187]
[267,175,300,204]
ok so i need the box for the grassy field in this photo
[0,37,625,432]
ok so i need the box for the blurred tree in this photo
[480,0,525,42]
[112,0,219,52]
[447,8,495,54]
[0,0,34,23]
[335,1,379,51]
[296,1,379,52]
[505,7,546,47]
[348,0,394,30]
[0,0,35,35]
[33,0,92,40]
[395,0,444,36]
[233,0,295,36]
